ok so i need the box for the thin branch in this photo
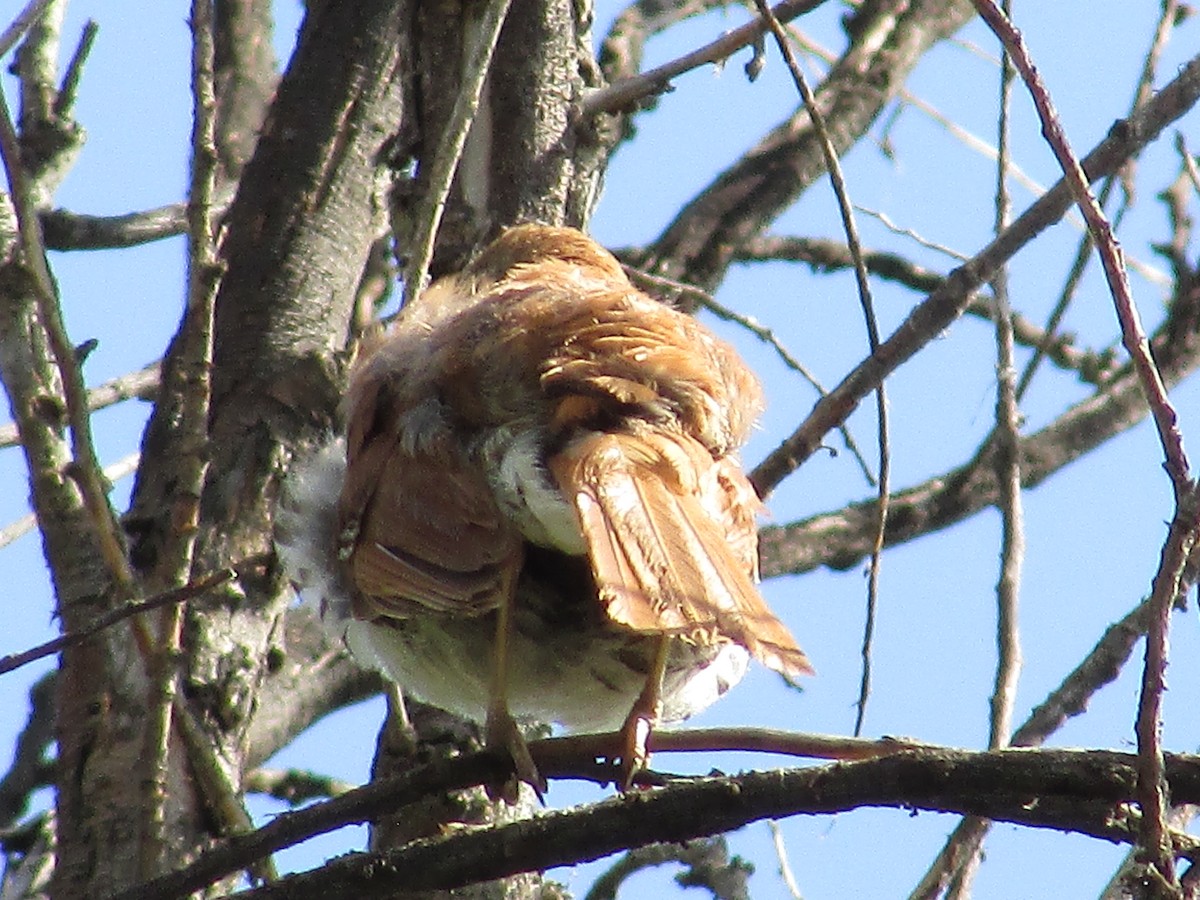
[944,13,1026,894]
[402,0,513,305]
[52,18,97,119]
[583,0,825,116]
[621,263,826,387]
[1133,484,1200,892]
[752,0,889,738]
[0,361,158,449]
[979,6,1188,487]
[782,25,1061,212]
[734,235,1121,383]
[40,189,234,250]
[855,205,970,262]
[1180,134,1200,195]
[986,0,1023,768]
[243,768,356,805]
[621,262,877,486]
[585,837,749,900]
[0,451,138,549]
[139,0,223,878]
[1014,0,1179,404]
[0,567,238,677]
[736,234,945,292]
[1013,195,1107,402]
[768,819,805,900]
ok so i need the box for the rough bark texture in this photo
[117,0,603,894]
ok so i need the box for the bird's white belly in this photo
[347,614,749,732]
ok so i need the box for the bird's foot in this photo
[485,704,546,803]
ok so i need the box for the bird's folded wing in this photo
[338,427,521,620]
[549,430,812,681]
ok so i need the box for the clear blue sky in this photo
[3,2,1200,897]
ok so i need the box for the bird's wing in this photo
[338,369,522,621]
[548,429,812,681]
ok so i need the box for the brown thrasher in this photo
[278,225,811,794]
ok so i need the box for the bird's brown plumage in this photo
[332,224,810,789]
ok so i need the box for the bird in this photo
[277,224,811,796]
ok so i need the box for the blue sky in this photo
[4,2,1200,897]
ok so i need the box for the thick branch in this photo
[204,748,1200,900]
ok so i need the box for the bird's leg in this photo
[485,568,546,801]
[617,634,671,789]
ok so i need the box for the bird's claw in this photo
[485,705,546,803]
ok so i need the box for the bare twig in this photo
[0,361,158,449]
[855,205,970,262]
[752,0,889,721]
[734,235,1120,383]
[977,6,1188,486]
[1016,0,1178,404]
[243,769,356,805]
[944,14,1026,895]
[621,262,877,486]
[768,819,805,900]
[583,0,824,116]
[782,26,1060,210]
[585,837,749,900]
[40,189,235,250]
[753,0,888,737]
[736,234,944,293]
[987,0,1023,762]
[1131,485,1200,893]
[0,451,139,549]
[402,0,513,305]
[1180,134,1200,196]
[0,567,238,677]
[52,18,97,119]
